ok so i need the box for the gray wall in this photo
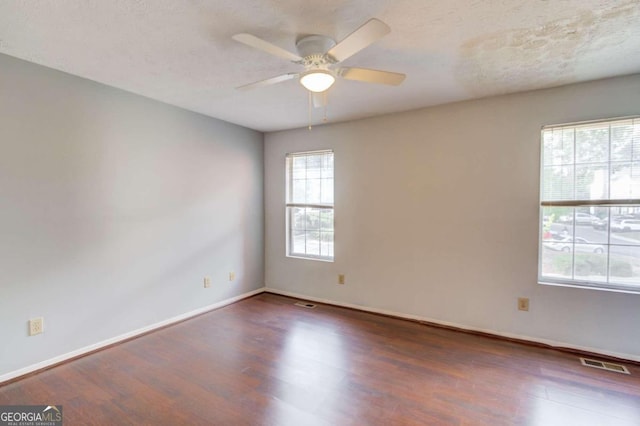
[0,53,264,377]
[265,74,640,360]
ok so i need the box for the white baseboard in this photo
[0,287,266,384]
[265,288,640,363]
[4,285,636,384]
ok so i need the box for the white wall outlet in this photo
[29,317,44,336]
[338,274,345,285]
[204,276,211,288]
[229,272,235,281]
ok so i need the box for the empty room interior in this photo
[1,1,640,425]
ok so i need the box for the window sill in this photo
[286,254,334,263]
[538,279,640,295]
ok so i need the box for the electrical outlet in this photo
[229,272,235,282]
[204,277,211,288]
[338,274,345,285]
[518,298,530,312]
[29,317,43,336]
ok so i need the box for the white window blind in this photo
[286,150,334,261]
[539,116,640,292]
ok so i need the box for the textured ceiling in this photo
[0,0,639,132]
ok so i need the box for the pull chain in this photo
[323,91,328,122]
[308,91,312,130]
[322,92,328,123]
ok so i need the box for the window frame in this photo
[285,149,334,262]
[538,116,640,294]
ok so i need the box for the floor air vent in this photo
[294,301,316,309]
[580,357,630,374]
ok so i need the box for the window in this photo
[286,150,334,261]
[539,116,640,293]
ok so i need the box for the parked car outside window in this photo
[591,217,607,230]
[611,219,640,232]
[543,237,605,253]
[560,212,598,224]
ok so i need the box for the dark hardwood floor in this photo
[2,293,639,425]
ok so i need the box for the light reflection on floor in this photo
[267,321,349,425]
[528,393,640,426]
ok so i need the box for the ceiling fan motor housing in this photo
[296,35,336,63]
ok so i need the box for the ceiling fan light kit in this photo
[233,18,406,110]
[300,69,335,92]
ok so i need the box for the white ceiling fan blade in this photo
[312,92,328,108]
[326,19,390,63]
[232,33,302,62]
[338,67,405,85]
[237,73,299,91]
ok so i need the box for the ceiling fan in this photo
[232,18,405,107]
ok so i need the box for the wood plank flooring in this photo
[1,293,639,425]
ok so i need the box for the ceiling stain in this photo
[456,1,640,97]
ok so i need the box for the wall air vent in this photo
[294,301,317,309]
[580,357,630,374]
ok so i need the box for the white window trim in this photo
[538,115,640,294]
[285,149,334,262]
